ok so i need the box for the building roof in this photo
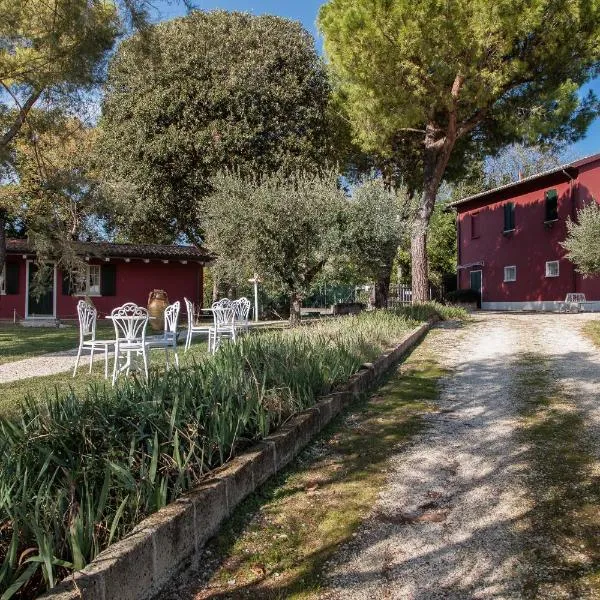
[448,152,600,210]
[6,239,213,263]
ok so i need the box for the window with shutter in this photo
[471,213,480,238]
[503,202,515,232]
[5,263,19,295]
[100,264,117,296]
[545,190,558,222]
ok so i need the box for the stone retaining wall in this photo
[41,320,433,600]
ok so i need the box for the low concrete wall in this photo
[40,320,433,600]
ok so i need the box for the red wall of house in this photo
[457,175,578,303]
[0,258,204,321]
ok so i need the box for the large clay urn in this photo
[147,289,169,332]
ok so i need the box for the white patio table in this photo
[105,315,155,380]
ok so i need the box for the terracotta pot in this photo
[148,289,169,331]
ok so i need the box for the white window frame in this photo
[74,264,102,296]
[0,263,5,295]
[504,265,517,282]
[545,260,560,278]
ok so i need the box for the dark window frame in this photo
[544,189,559,222]
[503,202,515,232]
[471,212,480,239]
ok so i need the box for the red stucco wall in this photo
[457,166,600,304]
[0,258,203,321]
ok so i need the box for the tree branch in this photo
[0,88,43,149]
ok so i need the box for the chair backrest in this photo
[111,303,149,343]
[184,297,195,326]
[164,301,180,334]
[211,300,234,328]
[77,300,97,341]
[235,297,251,321]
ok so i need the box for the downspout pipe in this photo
[562,169,577,293]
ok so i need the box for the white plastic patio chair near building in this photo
[233,297,251,334]
[145,301,180,368]
[208,299,236,353]
[184,297,210,352]
[73,300,114,378]
[110,303,149,385]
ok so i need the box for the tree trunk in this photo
[289,292,302,325]
[0,211,6,271]
[411,125,456,302]
[374,253,394,308]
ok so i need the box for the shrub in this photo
[393,301,469,322]
[0,311,415,598]
[445,288,480,304]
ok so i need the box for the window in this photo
[503,202,515,232]
[545,189,558,222]
[504,266,517,282]
[0,264,5,295]
[545,260,560,278]
[73,265,102,296]
[471,213,480,238]
[0,263,19,295]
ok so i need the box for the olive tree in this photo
[203,171,346,323]
[562,202,600,276]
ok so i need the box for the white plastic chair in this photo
[110,303,149,385]
[184,297,209,352]
[146,301,180,368]
[208,299,236,353]
[233,297,251,334]
[73,300,114,378]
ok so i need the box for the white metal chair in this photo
[232,297,251,334]
[184,297,209,352]
[110,303,149,385]
[73,300,114,378]
[208,299,236,353]
[145,301,180,368]
[559,293,587,313]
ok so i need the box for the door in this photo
[470,270,482,308]
[27,262,55,317]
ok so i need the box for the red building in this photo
[0,240,210,321]
[450,153,600,311]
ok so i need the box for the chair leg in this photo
[88,343,95,374]
[112,345,119,386]
[73,344,83,377]
[165,347,169,370]
[104,345,109,379]
[185,328,191,352]
[174,346,179,367]
[142,349,149,380]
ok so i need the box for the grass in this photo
[0,323,112,365]
[173,333,447,599]
[514,352,600,598]
[583,321,600,349]
[0,310,430,599]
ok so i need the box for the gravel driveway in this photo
[321,312,600,600]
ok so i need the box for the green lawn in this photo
[583,321,600,348]
[0,323,113,365]
[0,335,209,417]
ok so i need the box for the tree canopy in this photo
[318,0,600,300]
[562,201,600,276]
[203,171,346,321]
[97,10,339,244]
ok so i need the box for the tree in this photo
[318,0,600,301]
[203,171,345,322]
[562,201,600,276]
[341,178,413,306]
[0,0,120,266]
[97,11,339,244]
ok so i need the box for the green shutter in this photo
[100,264,116,296]
[61,271,73,296]
[5,263,19,295]
[545,190,558,221]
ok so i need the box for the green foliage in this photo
[97,10,338,243]
[562,201,600,276]
[0,311,415,598]
[393,301,469,322]
[204,170,346,318]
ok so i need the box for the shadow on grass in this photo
[160,346,444,600]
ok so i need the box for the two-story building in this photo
[450,153,600,311]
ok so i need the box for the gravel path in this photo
[320,312,600,600]
[0,347,89,383]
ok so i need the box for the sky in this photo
[149,0,600,159]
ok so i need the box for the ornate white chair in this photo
[145,301,180,368]
[110,303,149,385]
[73,300,114,378]
[208,299,236,353]
[184,297,209,352]
[233,297,251,334]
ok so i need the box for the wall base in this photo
[482,301,600,312]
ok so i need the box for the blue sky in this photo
[150,0,600,159]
